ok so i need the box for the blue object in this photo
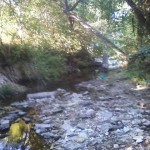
[99,74,105,80]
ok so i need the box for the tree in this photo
[59,0,126,58]
[125,0,150,44]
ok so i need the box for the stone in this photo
[143,120,150,127]
[99,96,114,101]
[27,91,56,99]
[63,141,82,150]
[18,110,26,116]
[11,102,29,108]
[34,123,51,133]
[114,144,119,149]
[22,117,31,123]
[79,101,93,107]
[97,110,113,121]
[73,132,88,143]
[123,126,130,133]
[77,123,85,130]
[82,91,89,95]
[0,120,10,131]
[79,109,95,119]
[133,136,144,143]
[51,108,64,115]
[41,133,61,140]
[0,120,10,125]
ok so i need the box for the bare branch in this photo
[69,0,83,11]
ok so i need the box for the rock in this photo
[0,119,10,131]
[27,91,56,99]
[73,132,88,143]
[133,136,144,143]
[56,88,66,97]
[51,108,64,115]
[82,91,89,95]
[18,110,26,116]
[114,144,119,149]
[123,126,130,133]
[77,123,85,130]
[11,102,29,108]
[79,109,95,119]
[109,123,124,132]
[79,101,93,107]
[0,120,10,125]
[41,133,61,140]
[97,110,113,121]
[99,96,114,101]
[142,120,150,127]
[35,123,51,129]
[22,117,31,123]
[63,141,82,150]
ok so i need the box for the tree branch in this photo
[69,0,83,11]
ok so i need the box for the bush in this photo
[0,43,32,66]
[128,45,150,83]
[32,48,67,81]
[0,84,14,100]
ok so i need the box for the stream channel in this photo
[0,68,98,150]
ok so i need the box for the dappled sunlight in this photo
[131,85,149,91]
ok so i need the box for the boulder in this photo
[27,91,56,99]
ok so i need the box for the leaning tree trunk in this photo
[60,0,127,60]
[66,12,126,59]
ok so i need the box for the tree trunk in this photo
[66,12,126,59]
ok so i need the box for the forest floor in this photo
[0,70,150,150]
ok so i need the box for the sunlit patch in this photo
[131,85,148,91]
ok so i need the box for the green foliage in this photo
[128,45,150,83]
[0,44,32,66]
[0,84,14,100]
[75,48,93,68]
[32,47,67,81]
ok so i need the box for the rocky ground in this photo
[0,71,150,150]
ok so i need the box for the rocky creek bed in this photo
[0,72,150,150]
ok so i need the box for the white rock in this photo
[133,136,144,143]
[114,144,119,149]
[123,126,130,133]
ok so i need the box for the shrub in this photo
[0,84,14,100]
[32,48,67,81]
[0,43,32,66]
[128,45,150,83]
